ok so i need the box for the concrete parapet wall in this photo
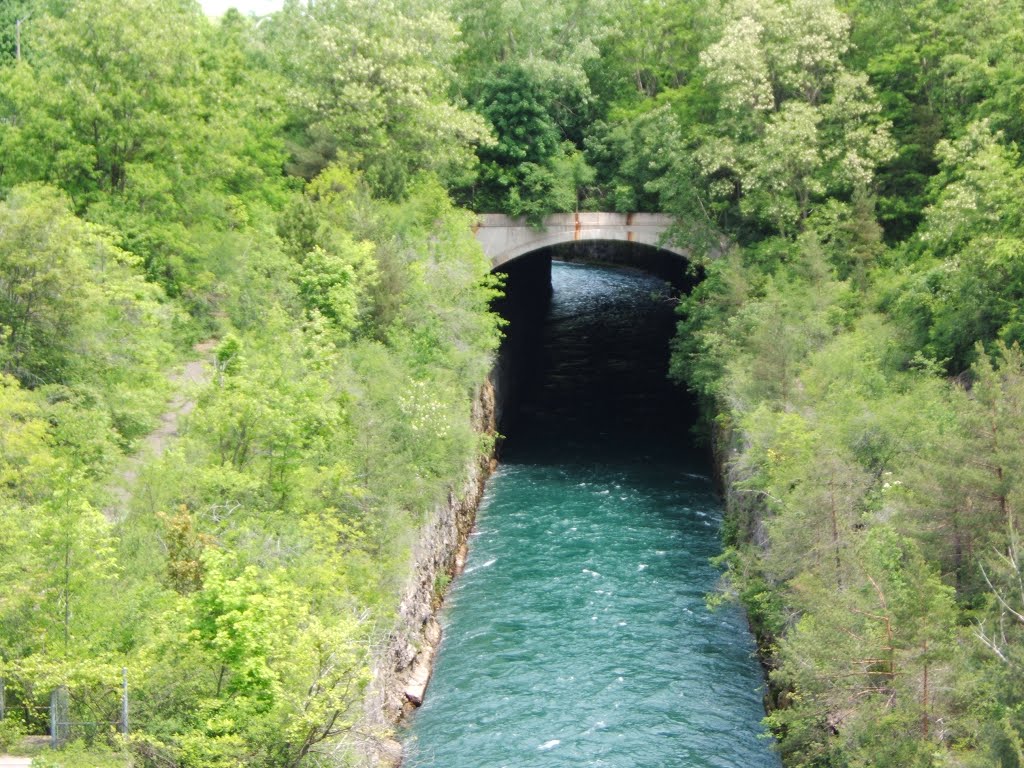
[475,212,686,268]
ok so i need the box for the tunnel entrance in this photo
[490,241,701,456]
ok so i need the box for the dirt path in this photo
[105,339,217,521]
[3,349,218,758]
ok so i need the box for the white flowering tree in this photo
[696,0,895,235]
[265,0,492,195]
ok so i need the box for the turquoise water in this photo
[403,262,779,768]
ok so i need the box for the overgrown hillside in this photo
[0,2,499,765]
[641,2,1024,765]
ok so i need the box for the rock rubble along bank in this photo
[352,377,497,767]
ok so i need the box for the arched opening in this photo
[489,240,701,451]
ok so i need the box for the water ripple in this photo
[404,263,780,768]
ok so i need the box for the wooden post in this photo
[15,18,22,62]
[0,676,6,720]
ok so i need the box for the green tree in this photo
[691,0,894,236]
[471,62,564,215]
[896,123,1024,370]
[0,184,92,384]
[136,549,370,767]
[0,465,122,730]
[972,524,1024,767]
[771,527,956,766]
[0,184,173,439]
[265,0,490,195]
[0,0,204,205]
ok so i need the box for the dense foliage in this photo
[0,2,499,765]
[3,0,1024,765]
[652,2,1024,766]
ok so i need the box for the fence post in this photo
[119,668,128,736]
[50,686,69,748]
[0,676,5,720]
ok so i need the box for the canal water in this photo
[403,261,780,767]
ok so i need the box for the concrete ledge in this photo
[475,212,686,268]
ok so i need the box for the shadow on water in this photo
[494,247,699,466]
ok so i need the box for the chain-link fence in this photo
[48,669,129,747]
[0,669,129,748]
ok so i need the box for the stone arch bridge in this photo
[474,212,683,269]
